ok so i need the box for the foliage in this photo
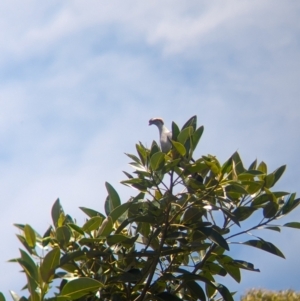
[241,289,300,301]
[2,116,300,301]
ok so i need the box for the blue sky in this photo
[1,1,300,299]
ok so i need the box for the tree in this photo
[1,116,300,301]
[240,289,300,301]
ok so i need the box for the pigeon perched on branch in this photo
[149,117,203,185]
[149,117,172,153]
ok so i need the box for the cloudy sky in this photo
[1,1,300,299]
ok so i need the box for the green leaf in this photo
[109,202,131,223]
[171,122,180,140]
[61,278,103,300]
[24,224,36,248]
[150,152,165,171]
[231,152,245,175]
[243,239,285,258]
[252,194,272,207]
[9,292,21,301]
[56,226,71,247]
[241,180,263,194]
[98,216,113,237]
[150,141,160,157]
[51,198,64,228]
[171,140,186,157]
[156,292,183,301]
[257,161,267,179]
[232,260,260,272]
[264,173,275,188]
[181,115,197,131]
[198,227,229,251]
[0,292,5,301]
[136,143,148,165]
[125,153,141,164]
[225,184,248,195]
[82,216,103,233]
[223,263,241,283]
[15,235,36,256]
[214,283,234,301]
[107,234,132,246]
[283,222,300,229]
[282,195,300,214]
[105,182,121,214]
[191,125,204,151]
[233,207,257,221]
[177,126,193,146]
[67,223,85,235]
[42,226,53,247]
[272,165,286,186]
[263,201,279,218]
[40,247,60,282]
[79,207,106,219]
[248,159,257,170]
[184,281,206,301]
[264,226,281,232]
[16,250,39,294]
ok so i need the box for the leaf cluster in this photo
[240,289,300,301]
[2,116,300,301]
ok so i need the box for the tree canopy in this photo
[1,116,300,301]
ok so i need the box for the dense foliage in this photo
[241,289,300,301]
[1,116,300,301]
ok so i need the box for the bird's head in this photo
[149,117,164,127]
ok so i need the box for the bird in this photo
[149,117,204,185]
[149,117,172,153]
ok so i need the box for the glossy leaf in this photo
[61,278,103,299]
[171,121,180,140]
[107,234,131,246]
[0,293,5,301]
[156,292,183,301]
[251,194,271,207]
[82,216,103,233]
[198,227,229,251]
[24,224,36,248]
[181,115,197,131]
[97,216,113,237]
[191,125,204,151]
[243,239,285,258]
[40,247,60,282]
[9,291,20,301]
[214,283,234,301]
[79,207,105,219]
[105,182,121,214]
[136,143,148,165]
[171,140,186,157]
[232,260,260,272]
[233,207,256,221]
[231,152,245,175]
[185,281,206,301]
[177,126,193,145]
[272,165,286,186]
[282,195,300,214]
[56,226,71,247]
[257,161,267,179]
[283,222,300,229]
[68,223,85,235]
[263,201,279,218]
[109,202,131,223]
[150,152,165,171]
[125,153,141,164]
[51,198,64,228]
